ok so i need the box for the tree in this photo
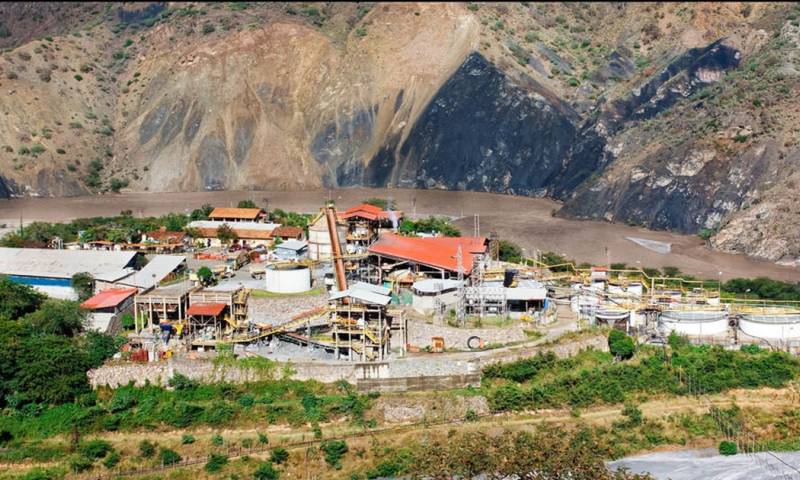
[719,440,737,455]
[138,440,156,458]
[253,461,280,480]
[71,272,94,302]
[498,240,522,263]
[237,199,257,208]
[159,448,182,465]
[190,204,214,221]
[24,299,87,337]
[197,266,214,286]
[320,439,348,468]
[0,276,44,319]
[216,223,238,246]
[270,447,289,464]
[608,329,635,360]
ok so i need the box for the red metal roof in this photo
[187,303,227,317]
[368,233,487,272]
[341,204,401,221]
[80,288,137,310]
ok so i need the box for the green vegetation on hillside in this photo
[482,333,800,413]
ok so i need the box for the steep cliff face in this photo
[1,2,799,262]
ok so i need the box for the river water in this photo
[0,188,797,281]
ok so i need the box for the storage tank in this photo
[739,308,800,341]
[265,264,311,294]
[660,309,728,336]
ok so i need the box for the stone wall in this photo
[407,319,528,350]
[89,334,608,392]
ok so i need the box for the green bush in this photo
[79,439,113,459]
[211,433,224,446]
[270,447,288,464]
[103,450,121,468]
[138,440,156,458]
[74,74,83,81]
[608,330,635,360]
[320,439,348,468]
[253,461,280,480]
[159,448,181,465]
[257,431,269,445]
[719,440,737,455]
[69,454,94,473]
[202,23,215,34]
[205,453,228,472]
[181,434,195,445]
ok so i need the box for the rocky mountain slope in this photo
[0,2,798,264]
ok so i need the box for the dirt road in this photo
[1,188,797,281]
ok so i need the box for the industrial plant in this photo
[2,200,799,374]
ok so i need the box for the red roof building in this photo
[272,226,305,240]
[81,287,138,311]
[341,203,402,221]
[369,233,487,273]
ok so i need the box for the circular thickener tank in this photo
[740,310,800,340]
[265,264,311,294]
[660,309,728,337]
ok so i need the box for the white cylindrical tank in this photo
[265,264,311,294]
[661,309,728,336]
[740,310,800,340]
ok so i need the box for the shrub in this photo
[355,27,367,37]
[257,432,269,445]
[74,74,83,81]
[202,23,215,34]
[181,433,195,445]
[621,403,643,426]
[211,433,224,446]
[270,447,288,464]
[109,178,129,192]
[120,312,134,330]
[139,440,156,458]
[464,409,479,422]
[320,439,348,468]
[719,440,737,455]
[69,454,94,473]
[17,146,31,155]
[103,451,121,468]
[159,448,182,465]
[204,453,228,472]
[253,461,279,480]
[80,439,113,459]
[608,330,635,360]
[57,148,67,155]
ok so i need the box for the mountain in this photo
[0,2,799,264]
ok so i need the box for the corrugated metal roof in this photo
[187,221,280,240]
[117,255,186,289]
[187,302,227,316]
[276,239,308,252]
[208,207,262,220]
[329,287,391,306]
[81,287,137,309]
[351,281,391,296]
[0,247,137,281]
[368,233,486,272]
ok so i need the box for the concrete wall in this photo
[407,319,528,349]
[88,334,608,392]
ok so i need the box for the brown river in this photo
[0,188,797,282]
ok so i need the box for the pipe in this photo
[325,202,347,292]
